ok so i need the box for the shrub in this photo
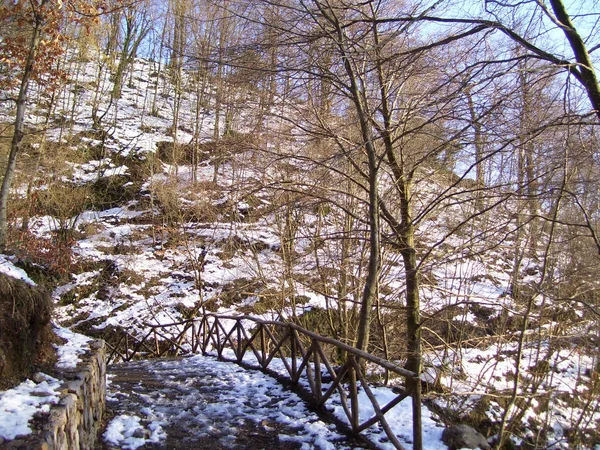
[7,229,75,281]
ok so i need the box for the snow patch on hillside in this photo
[0,254,36,286]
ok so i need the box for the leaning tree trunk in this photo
[0,16,44,249]
[548,0,600,122]
[333,30,381,354]
[355,138,380,353]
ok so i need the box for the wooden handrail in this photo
[106,312,422,450]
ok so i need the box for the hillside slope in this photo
[1,52,599,449]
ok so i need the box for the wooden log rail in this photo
[106,313,422,450]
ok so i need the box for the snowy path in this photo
[102,355,370,449]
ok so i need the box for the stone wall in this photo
[3,340,107,450]
[42,340,107,450]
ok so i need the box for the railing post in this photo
[237,320,243,362]
[413,376,422,450]
[154,329,159,356]
[202,317,208,353]
[313,340,322,404]
[174,326,180,356]
[260,324,267,368]
[290,327,297,381]
[349,356,359,433]
[191,322,197,353]
[216,319,222,358]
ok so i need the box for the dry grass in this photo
[0,273,56,389]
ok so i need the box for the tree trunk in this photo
[401,218,423,450]
[325,11,380,354]
[0,16,44,249]
[355,145,380,353]
[112,16,134,100]
[548,0,600,121]
[369,16,422,446]
[466,87,486,209]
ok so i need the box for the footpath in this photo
[100,355,369,450]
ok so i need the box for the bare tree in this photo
[0,0,107,248]
[112,1,152,100]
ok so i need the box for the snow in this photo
[104,354,446,449]
[54,325,92,369]
[0,375,61,440]
[0,254,36,286]
[103,414,165,450]
[1,50,598,449]
[66,159,129,184]
[0,323,97,442]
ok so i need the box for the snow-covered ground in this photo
[0,325,93,442]
[0,374,61,441]
[104,351,446,450]
[105,355,372,450]
[1,50,599,449]
[0,254,36,286]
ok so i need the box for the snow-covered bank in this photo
[0,326,99,443]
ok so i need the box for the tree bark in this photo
[318,2,381,354]
[0,12,44,249]
[548,0,600,121]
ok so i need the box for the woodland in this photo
[1,0,600,448]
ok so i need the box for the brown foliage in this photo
[0,0,111,92]
[7,229,75,279]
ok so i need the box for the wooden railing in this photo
[106,313,422,450]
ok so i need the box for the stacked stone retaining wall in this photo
[43,340,107,450]
[1,340,106,450]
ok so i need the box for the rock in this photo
[32,372,48,383]
[442,424,491,450]
[67,379,84,393]
[132,428,146,438]
[91,339,105,350]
